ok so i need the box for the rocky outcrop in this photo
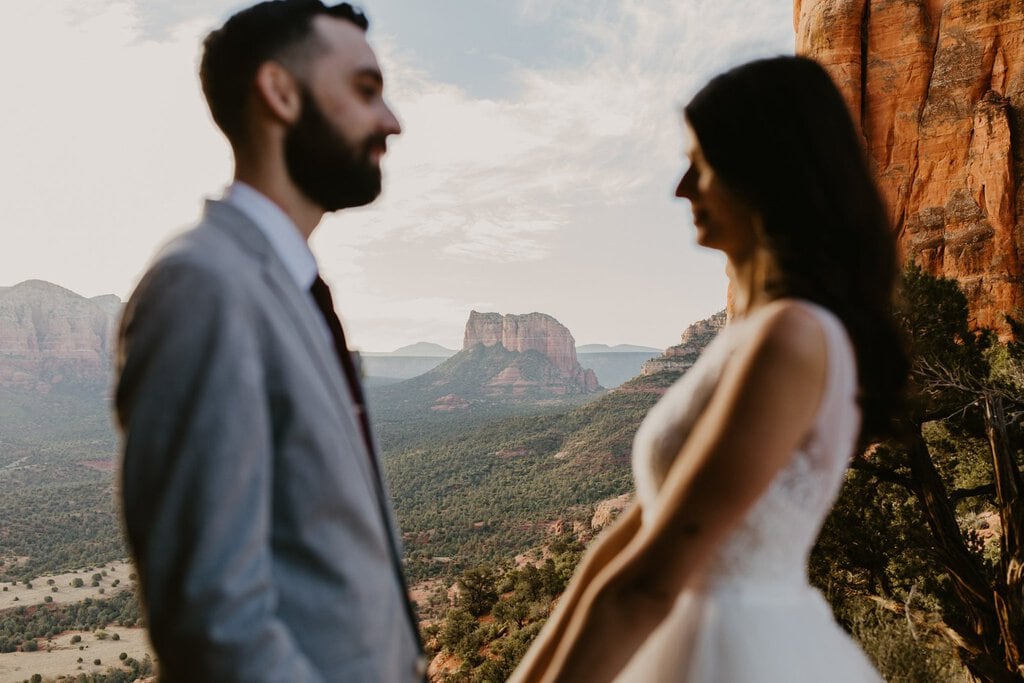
[431,393,470,412]
[591,493,632,530]
[641,310,727,376]
[463,311,600,393]
[0,280,119,390]
[483,361,600,396]
[795,0,1024,336]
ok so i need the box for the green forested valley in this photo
[1,269,1023,681]
[384,375,670,582]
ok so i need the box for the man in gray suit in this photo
[115,2,424,680]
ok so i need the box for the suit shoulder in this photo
[135,209,266,302]
[155,221,250,277]
[124,233,258,334]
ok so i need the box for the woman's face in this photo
[675,122,761,259]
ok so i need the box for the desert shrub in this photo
[847,600,965,682]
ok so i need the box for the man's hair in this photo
[200,0,368,147]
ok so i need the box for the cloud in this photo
[292,0,794,350]
[442,218,561,262]
[3,0,794,349]
[335,0,790,350]
[332,290,491,351]
[1,1,231,298]
[308,0,795,348]
[326,0,794,265]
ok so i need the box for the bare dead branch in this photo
[950,483,997,503]
[849,456,912,489]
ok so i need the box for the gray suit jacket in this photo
[116,200,423,682]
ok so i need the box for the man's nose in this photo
[381,102,401,136]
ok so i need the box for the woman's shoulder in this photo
[743,298,833,357]
[738,298,855,399]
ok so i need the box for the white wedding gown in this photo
[616,300,883,682]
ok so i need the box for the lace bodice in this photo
[631,301,859,590]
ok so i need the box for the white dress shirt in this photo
[222,181,332,342]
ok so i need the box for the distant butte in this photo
[463,311,600,394]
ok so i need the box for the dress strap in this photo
[785,300,860,458]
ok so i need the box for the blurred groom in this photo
[114,2,424,681]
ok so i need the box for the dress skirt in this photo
[613,581,883,682]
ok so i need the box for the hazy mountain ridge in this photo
[361,349,660,389]
[363,341,457,357]
[576,343,661,353]
[0,280,120,391]
[360,355,449,383]
[576,351,661,387]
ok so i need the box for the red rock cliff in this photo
[795,0,1024,335]
[0,280,118,390]
[463,311,600,391]
[641,310,727,377]
[464,311,578,376]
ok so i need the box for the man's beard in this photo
[284,87,384,212]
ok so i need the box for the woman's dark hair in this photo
[200,1,368,148]
[684,55,908,444]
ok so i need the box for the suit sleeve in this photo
[116,260,324,683]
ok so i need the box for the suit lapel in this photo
[203,200,422,647]
[202,201,384,505]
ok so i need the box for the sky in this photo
[3,1,794,351]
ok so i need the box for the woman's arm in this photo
[510,503,642,682]
[540,302,830,682]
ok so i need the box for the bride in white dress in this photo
[510,56,908,682]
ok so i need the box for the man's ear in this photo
[254,61,302,125]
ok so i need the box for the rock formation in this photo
[0,280,119,391]
[431,393,471,412]
[372,311,601,412]
[463,311,600,393]
[591,493,632,530]
[464,311,579,375]
[641,310,727,376]
[795,0,1024,336]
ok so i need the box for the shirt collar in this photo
[222,181,319,291]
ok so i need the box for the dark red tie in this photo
[310,276,424,656]
[309,276,378,476]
